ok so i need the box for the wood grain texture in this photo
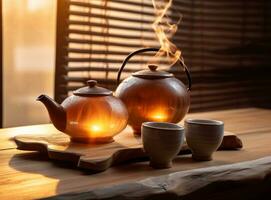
[45,156,271,200]
[0,108,270,199]
[14,131,241,172]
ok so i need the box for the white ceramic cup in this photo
[185,119,224,161]
[142,122,184,169]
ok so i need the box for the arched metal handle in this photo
[117,47,192,91]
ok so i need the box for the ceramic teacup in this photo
[142,122,184,169]
[185,119,224,161]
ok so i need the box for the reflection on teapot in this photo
[115,48,191,135]
[37,80,128,143]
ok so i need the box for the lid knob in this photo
[148,64,158,71]
[87,80,97,88]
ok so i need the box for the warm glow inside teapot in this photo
[115,48,192,135]
[37,80,128,143]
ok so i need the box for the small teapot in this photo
[115,48,192,135]
[37,80,128,143]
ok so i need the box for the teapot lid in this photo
[73,80,113,97]
[132,64,173,79]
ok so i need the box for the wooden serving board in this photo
[14,131,242,172]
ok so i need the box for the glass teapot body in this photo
[115,48,191,135]
[115,76,190,135]
[62,95,128,143]
[37,80,128,143]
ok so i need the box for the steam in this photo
[151,0,184,67]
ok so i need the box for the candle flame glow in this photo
[87,122,105,138]
[150,111,168,122]
[90,124,102,132]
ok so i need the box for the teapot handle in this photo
[117,47,192,91]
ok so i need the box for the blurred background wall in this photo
[3,0,56,127]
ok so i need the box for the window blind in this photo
[55,0,271,111]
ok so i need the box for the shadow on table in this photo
[8,151,231,198]
[8,152,97,196]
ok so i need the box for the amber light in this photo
[86,120,118,138]
[80,117,118,140]
[90,124,103,133]
[149,110,168,122]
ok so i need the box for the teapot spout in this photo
[37,94,66,132]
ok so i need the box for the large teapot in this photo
[115,48,192,135]
[37,80,128,143]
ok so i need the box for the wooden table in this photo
[0,108,271,199]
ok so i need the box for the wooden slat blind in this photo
[55,0,271,111]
